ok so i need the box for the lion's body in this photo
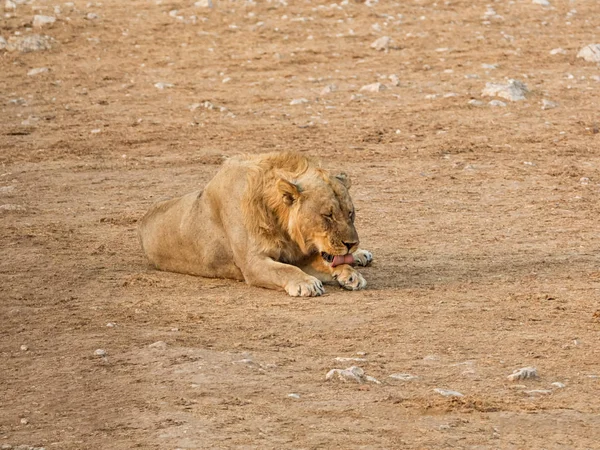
[139,152,372,296]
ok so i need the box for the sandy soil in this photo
[2,0,600,448]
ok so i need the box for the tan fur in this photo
[138,151,372,296]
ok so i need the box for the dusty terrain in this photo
[2,0,600,448]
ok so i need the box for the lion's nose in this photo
[343,241,358,253]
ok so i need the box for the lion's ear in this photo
[277,179,301,205]
[335,173,351,189]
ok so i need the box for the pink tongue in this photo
[331,254,355,267]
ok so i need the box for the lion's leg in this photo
[243,257,325,297]
[300,254,367,291]
[352,249,373,267]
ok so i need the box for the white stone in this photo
[468,99,484,106]
[290,98,308,105]
[33,15,56,28]
[320,84,336,95]
[326,366,379,384]
[334,357,367,362]
[149,341,168,350]
[388,74,400,86]
[551,382,566,388]
[507,366,537,381]
[488,100,506,107]
[525,389,552,395]
[106,322,116,327]
[550,48,567,55]
[481,63,497,70]
[194,0,213,7]
[287,393,300,399]
[388,373,418,381]
[482,79,529,101]
[20,418,28,425]
[86,12,98,20]
[434,388,464,397]
[20,344,28,351]
[370,36,391,51]
[577,44,600,63]
[0,204,26,211]
[541,99,558,110]
[6,34,54,53]
[90,129,101,134]
[94,349,107,357]
[154,82,174,89]
[533,0,550,6]
[27,67,49,76]
[5,0,16,11]
[0,36,7,50]
[360,82,386,92]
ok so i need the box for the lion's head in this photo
[276,170,359,263]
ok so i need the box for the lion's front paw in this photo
[352,249,373,267]
[334,266,367,291]
[285,277,325,297]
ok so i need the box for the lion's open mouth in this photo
[321,252,355,267]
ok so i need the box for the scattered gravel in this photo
[0,204,26,212]
[6,34,55,53]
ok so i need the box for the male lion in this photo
[138,151,373,296]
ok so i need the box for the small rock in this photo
[0,204,26,212]
[468,99,484,106]
[20,418,28,425]
[577,44,600,63]
[481,63,498,70]
[27,67,49,76]
[0,36,7,50]
[334,357,367,362]
[370,36,392,51]
[6,34,54,53]
[154,82,174,89]
[1,443,12,449]
[326,366,379,384]
[86,12,98,20]
[388,373,418,381]
[148,341,168,350]
[532,0,550,6]
[90,129,101,134]
[94,349,107,357]
[541,99,558,110]
[551,382,566,388]
[507,366,537,381]
[194,0,213,7]
[20,345,28,351]
[360,82,386,93]
[0,186,15,194]
[550,48,567,55]
[434,388,464,397]
[4,0,16,11]
[320,84,336,95]
[106,322,116,327]
[579,177,589,185]
[287,393,300,399]
[388,74,400,86]
[290,98,308,105]
[33,15,56,28]
[482,79,529,101]
[489,100,507,107]
[525,389,552,395]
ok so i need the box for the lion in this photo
[138,151,373,296]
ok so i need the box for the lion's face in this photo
[278,173,359,260]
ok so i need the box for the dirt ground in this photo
[2,0,600,448]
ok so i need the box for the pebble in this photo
[334,357,367,362]
[551,382,566,388]
[0,36,7,50]
[27,67,49,76]
[507,366,537,381]
[0,444,11,449]
[370,36,391,51]
[525,389,552,395]
[194,0,213,7]
[20,345,28,351]
[290,98,309,105]
[541,99,558,110]
[287,393,301,399]
[94,349,107,357]
[5,0,16,11]
[154,82,174,89]
[32,15,56,28]
[481,63,498,70]
[320,84,336,95]
[388,373,418,381]
[0,204,26,212]
[360,82,386,93]
[148,341,168,350]
[532,0,550,6]
[0,186,15,194]
[20,418,28,425]
[434,388,464,397]
[577,44,600,63]
[388,74,400,86]
[106,322,116,327]
[488,100,506,107]
[482,79,529,101]
[5,34,54,53]
[86,12,98,20]
[550,48,567,55]
[468,99,484,106]
[326,366,379,384]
